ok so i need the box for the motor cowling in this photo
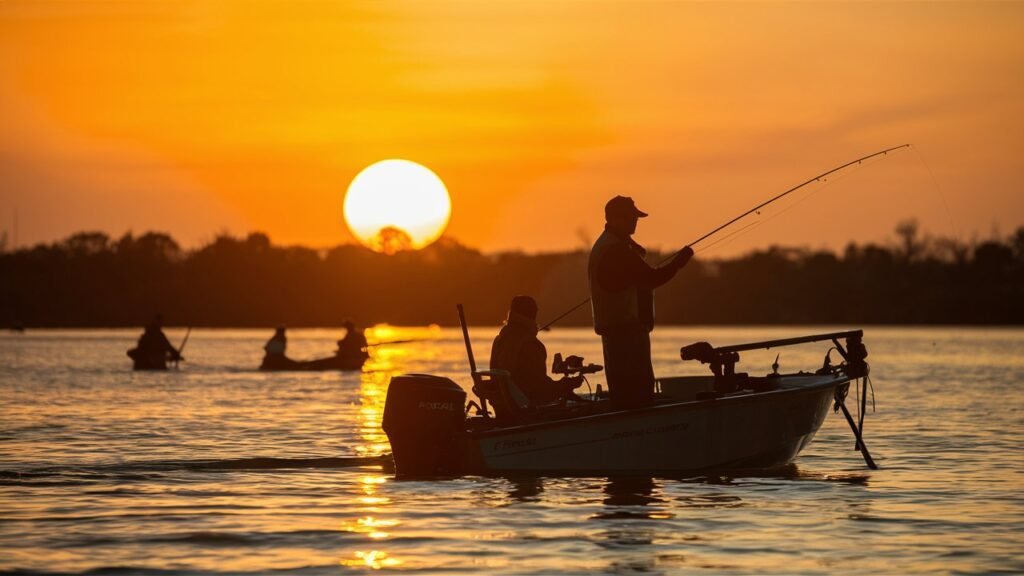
[382,374,467,476]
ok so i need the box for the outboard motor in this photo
[382,374,467,476]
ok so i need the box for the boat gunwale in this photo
[470,371,852,438]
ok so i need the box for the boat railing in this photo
[681,330,867,378]
[713,330,863,354]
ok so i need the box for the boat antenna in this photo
[539,144,911,331]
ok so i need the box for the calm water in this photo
[1,326,1022,575]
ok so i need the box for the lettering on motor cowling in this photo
[492,437,537,452]
[610,421,689,440]
[417,401,458,411]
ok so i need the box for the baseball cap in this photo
[605,196,648,220]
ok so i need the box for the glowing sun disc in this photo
[343,159,451,253]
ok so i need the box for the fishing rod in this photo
[174,326,192,369]
[683,144,910,249]
[365,339,423,348]
[539,144,912,331]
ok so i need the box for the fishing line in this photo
[854,370,860,425]
[666,146,907,262]
[696,155,874,257]
[539,145,911,330]
[867,373,876,412]
[679,145,910,251]
[696,220,761,254]
[910,145,961,244]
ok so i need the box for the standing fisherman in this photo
[588,196,693,408]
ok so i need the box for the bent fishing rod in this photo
[539,144,911,331]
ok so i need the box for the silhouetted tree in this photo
[0,224,1020,327]
[894,219,921,261]
[372,226,414,255]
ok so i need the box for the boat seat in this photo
[472,369,531,425]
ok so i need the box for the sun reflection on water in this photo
[355,372,391,458]
[1,328,1021,574]
[340,471,401,567]
[340,550,402,570]
[358,324,444,457]
[336,327,439,569]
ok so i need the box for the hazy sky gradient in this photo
[2,1,1022,255]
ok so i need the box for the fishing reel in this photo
[552,353,603,376]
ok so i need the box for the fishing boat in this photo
[127,326,191,371]
[381,148,909,477]
[382,327,877,476]
[259,350,368,372]
[126,347,173,371]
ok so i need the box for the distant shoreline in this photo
[3,226,1022,327]
[7,323,1024,330]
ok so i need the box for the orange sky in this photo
[1,1,1022,255]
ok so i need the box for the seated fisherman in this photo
[490,295,584,405]
[265,326,287,356]
[336,320,368,359]
[134,314,181,366]
[260,326,288,368]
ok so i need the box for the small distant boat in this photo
[383,329,877,476]
[259,351,368,372]
[127,348,172,371]
[127,327,189,371]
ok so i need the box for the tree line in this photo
[1,222,1021,328]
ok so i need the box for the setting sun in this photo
[343,160,451,254]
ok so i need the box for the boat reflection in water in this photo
[600,477,665,512]
[506,476,545,502]
[591,477,666,573]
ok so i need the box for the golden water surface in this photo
[1,327,1022,574]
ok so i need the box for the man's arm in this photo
[159,332,181,359]
[597,243,682,292]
